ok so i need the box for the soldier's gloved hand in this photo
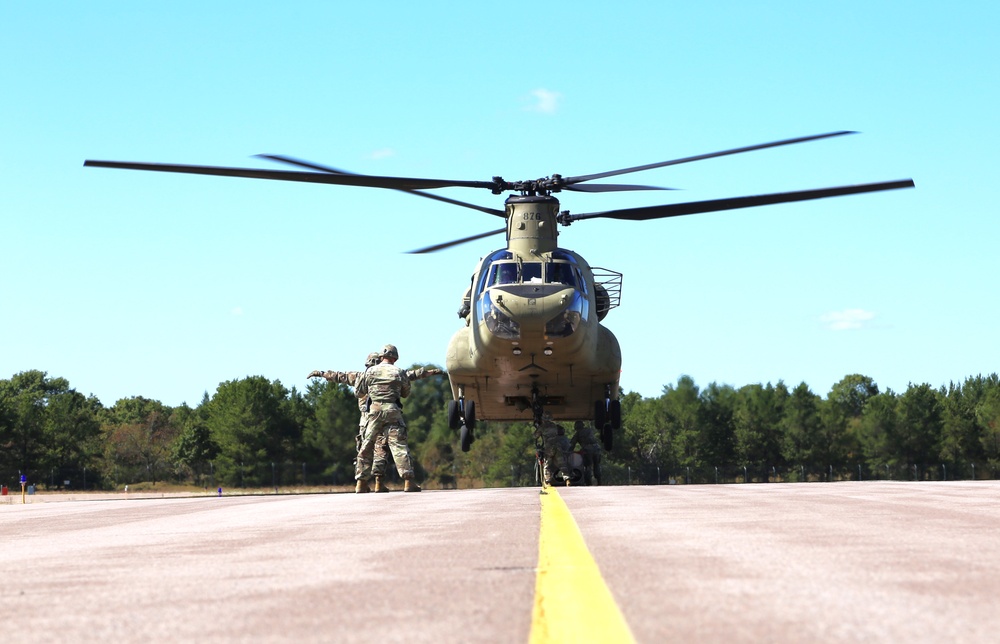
[428,368,443,376]
[307,370,323,379]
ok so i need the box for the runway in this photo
[3,481,999,643]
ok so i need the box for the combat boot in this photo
[374,476,390,493]
[355,479,370,494]
[403,479,422,493]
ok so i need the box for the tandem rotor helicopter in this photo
[86,131,914,453]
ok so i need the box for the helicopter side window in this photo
[522,262,543,284]
[575,267,588,295]
[547,262,576,287]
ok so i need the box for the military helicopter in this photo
[85,131,914,453]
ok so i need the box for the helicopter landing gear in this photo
[449,393,477,452]
[595,391,621,452]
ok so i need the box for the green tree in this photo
[42,389,103,488]
[205,377,295,487]
[662,376,702,471]
[938,377,989,476]
[99,396,177,486]
[733,382,788,481]
[0,371,102,487]
[976,379,1000,471]
[896,383,943,473]
[301,378,362,485]
[858,390,900,473]
[698,382,737,471]
[820,374,878,474]
[620,393,668,467]
[170,401,220,486]
[780,382,824,478]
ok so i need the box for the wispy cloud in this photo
[231,306,244,316]
[367,148,396,160]
[820,308,875,331]
[523,88,562,114]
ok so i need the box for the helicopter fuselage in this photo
[446,195,621,424]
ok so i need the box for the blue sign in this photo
[20,474,26,484]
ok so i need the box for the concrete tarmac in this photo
[2,481,999,643]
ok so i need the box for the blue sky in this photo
[2,2,997,408]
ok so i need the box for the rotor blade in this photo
[562,131,857,185]
[407,227,507,254]
[84,160,499,191]
[256,154,504,217]
[562,182,674,193]
[565,179,915,222]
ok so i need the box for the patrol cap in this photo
[365,352,381,368]
[381,344,399,360]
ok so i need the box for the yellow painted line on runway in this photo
[530,486,635,643]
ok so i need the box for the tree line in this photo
[2,369,999,491]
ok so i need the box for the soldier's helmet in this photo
[574,420,585,431]
[365,352,381,368]
[381,344,399,360]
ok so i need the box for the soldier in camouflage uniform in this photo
[355,343,421,493]
[534,415,572,486]
[570,420,603,485]
[307,354,442,493]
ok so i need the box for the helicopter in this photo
[85,131,914,453]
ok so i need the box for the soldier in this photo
[570,420,603,485]
[534,414,572,486]
[308,354,442,493]
[355,344,420,493]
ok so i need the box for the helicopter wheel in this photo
[594,400,607,429]
[460,425,473,452]
[447,400,461,430]
[609,399,622,430]
[464,399,477,430]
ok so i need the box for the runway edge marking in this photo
[529,487,635,643]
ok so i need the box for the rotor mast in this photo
[505,195,561,257]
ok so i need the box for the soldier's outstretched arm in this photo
[308,370,362,385]
[406,367,445,380]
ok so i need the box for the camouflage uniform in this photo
[309,364,443,479]
[371,366,442,478]
[571,421,603,485]
[355,358,413,483]
[534,419,571,485]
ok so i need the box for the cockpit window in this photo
[482,259,578,288]
[522,263,542,284]
[547,262,576,286]
[489,262,518,285]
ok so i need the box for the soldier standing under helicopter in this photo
[534,414,572,486]
[308,354,442,493]
[570,420,603,485]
